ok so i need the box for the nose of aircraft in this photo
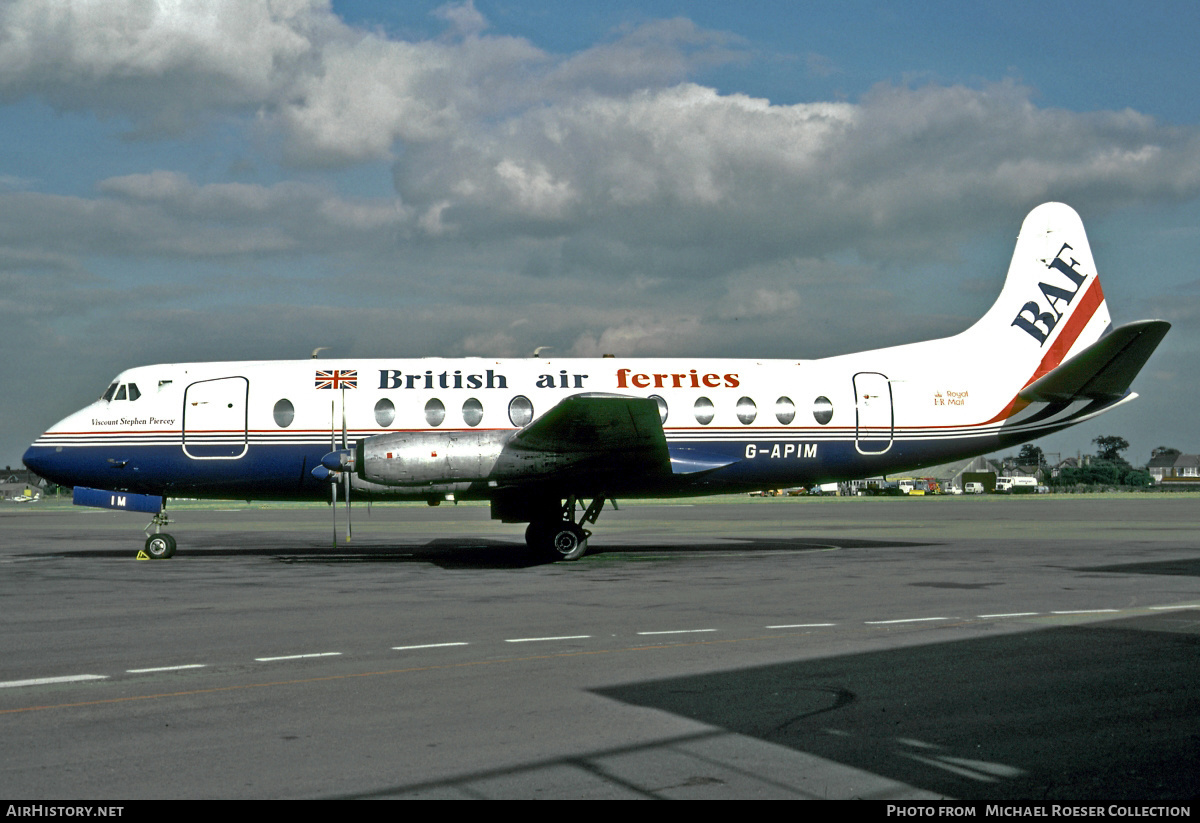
[23,442,61,483]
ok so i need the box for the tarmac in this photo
[1,495,1198,800]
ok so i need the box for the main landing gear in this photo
[525,496,606,562]
[141,510,176,560]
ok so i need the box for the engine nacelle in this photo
[357,430,512,487]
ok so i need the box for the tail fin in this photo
[969,202,1112,386]
[966,202,1169,426]
[969,202,1108,376]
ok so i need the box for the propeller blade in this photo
[331,400,337,548]
[344,471,352,542]
[342,388,352,543]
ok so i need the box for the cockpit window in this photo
[102,382,118,402]
[115,384,127,401]
[127,383,141,402]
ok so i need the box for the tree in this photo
[1093,435,1130,463]
[1018,444,1046,469]
[1151,446,1181,459]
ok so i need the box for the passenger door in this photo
[182,377,249,459]
[853,372,893,455]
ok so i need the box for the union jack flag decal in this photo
[315,369,358,390]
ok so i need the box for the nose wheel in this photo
[140,510,176,559]
[143,533,177,559]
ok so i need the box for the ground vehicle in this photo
[996,476,1038,493]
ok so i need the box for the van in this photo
[965,482,985,494]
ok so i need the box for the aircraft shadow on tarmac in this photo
[345,611,1200,800]
[1078,558,1200,578]
[592,610,1200,802]
[35,536,937,570]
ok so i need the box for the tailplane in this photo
[1018,319,1170,403]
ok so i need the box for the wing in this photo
[507,393,671,478]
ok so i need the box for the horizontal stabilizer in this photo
[1018,320,1170,403]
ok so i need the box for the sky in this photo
[3,0,1200,469]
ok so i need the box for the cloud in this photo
[0,1,747,162]
[9,2,1196,250]
[0,173,410,261]
[3,3,1199,293]
[390,78,1200,282]
[431,0,488,40]
[0,0,330,134]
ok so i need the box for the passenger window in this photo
[694,397,714,425]
[463,398,484,427]
[374,398,396,428]
[425,398,446,427]
[736,396,757,425]
[775,396,795,425]
[273,399,295,428]
[813,396,834,425]
[508,396,533,427]
[649,394,668,425]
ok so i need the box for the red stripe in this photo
[1022,276,1106,388]
[983,276,1106,425]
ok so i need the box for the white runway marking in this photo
[0,675,108,689]
[392,642,469,650]
[12,602,1188,691]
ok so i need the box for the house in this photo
[1149,453,1200,488]
[1,468,45,502]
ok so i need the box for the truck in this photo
[995,476,1038,493]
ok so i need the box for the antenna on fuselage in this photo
[312,347,330,359]
[532,346,552,358]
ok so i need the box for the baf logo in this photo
[1011,242,1089,345]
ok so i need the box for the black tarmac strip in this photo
[1,495,1198,802]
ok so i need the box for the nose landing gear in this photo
[139,510,176,560]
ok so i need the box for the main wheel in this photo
[525,522,549,551]
[548,523,589,561]
[526,521,590,561]
[144,533,177,559]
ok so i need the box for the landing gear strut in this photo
[141,510,176,559]
[526,496,605,562]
